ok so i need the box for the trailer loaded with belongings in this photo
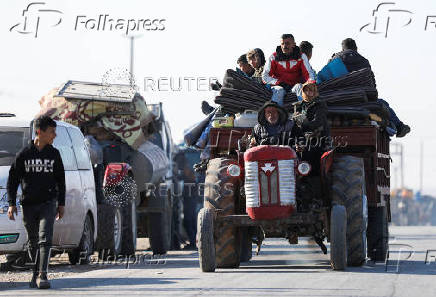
[36,80,180,256]
[187,65,392,268]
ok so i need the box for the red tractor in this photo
[197,125,390,271]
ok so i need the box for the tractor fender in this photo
[321,149,335,176]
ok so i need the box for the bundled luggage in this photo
[186,65,390,152]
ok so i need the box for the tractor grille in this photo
[245,159,296,207]
[278,159,296,206]
[245,161,260,207]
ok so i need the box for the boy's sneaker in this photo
[29,271,38,288]
[36,272,50,289]
[396,124,410,138]
[201,101,214,115]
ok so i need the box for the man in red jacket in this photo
[263,34,316,105]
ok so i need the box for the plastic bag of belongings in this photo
[36,81,155,150]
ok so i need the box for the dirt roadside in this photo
[0,239,154,289]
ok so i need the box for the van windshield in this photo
[0,127,30,166]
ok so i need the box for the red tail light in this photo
[103,163,128,187]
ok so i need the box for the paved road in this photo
[1,226,436,296]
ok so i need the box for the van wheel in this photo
[148,212,171,255]
[120,199,137,255]
[119,176,137,256]
[95,205,122,260]
[148,189,172,255]
[69,215,94,265]
[113,207,123,255]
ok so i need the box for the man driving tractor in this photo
[251,101,295,146]
[250,82,330,177]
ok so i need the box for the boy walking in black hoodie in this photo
[7,116,65,289]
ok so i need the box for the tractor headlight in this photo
[227,164,241,177]
[297,162,312,176]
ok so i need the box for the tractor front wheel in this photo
[197,208,216,272]
[203,158,241,269]
[330,205,347,270]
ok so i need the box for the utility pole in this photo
[419,141,423,193]
[390,142,404,189]
[129,36,134,85]
[124,34,142,87]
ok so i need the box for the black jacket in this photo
[293,98,330,150]
[253,101,297,145]
[7,142,66,206]
[253,120,296,146]
[331,49,371,72]
[275,45,301,61]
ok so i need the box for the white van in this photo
[0,115,97,264]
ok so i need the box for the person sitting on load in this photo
[299,41,314,61]
[250,101,296,147]
[329,38,410,138]
[292,41,317,100]
[246,48,266,84]
[262,34,316,105]
[292,82,330,176]
[236,54,255,77]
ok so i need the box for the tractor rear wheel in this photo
[331,155,367,266]
[239,227,252,262]
[367,206,389,261]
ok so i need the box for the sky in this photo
[1,0,435,195]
